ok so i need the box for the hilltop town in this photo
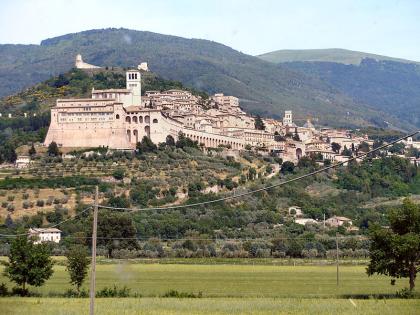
[41,54,420,166]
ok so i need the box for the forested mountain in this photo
[0,28,410,129]
[257,48,418,65]
[271,59,420,128]
[257,49,420,129]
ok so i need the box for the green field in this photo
[1,297,419,315]
[0,263,418,314]
[0,263,415,297]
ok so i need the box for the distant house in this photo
[295,218,318,225]
[28,228,62,244]
[326,216,352,227]
[62,153,76,160]
[288,206,303,217]
[15,155,31,169]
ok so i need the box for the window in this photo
[116,114,120,119]
[153,119,158,123]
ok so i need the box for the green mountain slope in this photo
[257,48,419,65]
[0,28,413,129]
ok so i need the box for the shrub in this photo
[96,285,131,298]
[11,287,30,297]
[1,201,7,208]
[36,199,45,207]
[7,195,15,202]
[46,196,54,206]
[0,283,8,296]
[22,193,29,200]
[161,289,202,298]
[112,168,125,180]
[7,204,15,212]
[396,288,416,299]
[62,288,89,298]
[22,200,30,209]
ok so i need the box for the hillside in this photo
[276,59,420,128]
[0,28,409,129]
[256,48,419,65]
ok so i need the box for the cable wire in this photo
[98,130,419,212]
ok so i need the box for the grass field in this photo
[1,262,418,314]
[1,297,419,315]
[0,263,414,298]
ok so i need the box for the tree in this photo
[388,142,405,154]
[94,211,138,258]
[358,141,370,153]
[66,245,90,294]
[281,161,295,174]
[175,132,198,149]
[341,146,352,157]
[0,143,17,163]
[331,142,341,153]
[136,136,157,154]
[112,168,125,180]
[3,235,54,295]
[28,143,36,157]
[367,199,420,291]
[254,115,265,130]
[47,141,60,156]
[165,135,175,147]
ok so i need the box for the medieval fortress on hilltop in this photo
[44,55,376,163]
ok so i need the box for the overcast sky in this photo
[1,0,419,61]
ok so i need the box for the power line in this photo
[61,236,367,241]
[0,206,93,238]
[98,130,419,213]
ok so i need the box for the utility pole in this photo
[336,233,339,286]
[89,186,99,315]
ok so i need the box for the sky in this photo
[1,0,420,61]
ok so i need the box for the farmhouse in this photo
[28,228,62,244]
[325,216,353,227]
[15,155,31,169]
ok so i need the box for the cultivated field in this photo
[1,297,419,315]
[0,263,413,297]
[1,262,418,314]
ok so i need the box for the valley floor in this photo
[1,262,419,314]
[0,297,419,315]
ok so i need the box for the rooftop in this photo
[29,228,62,233]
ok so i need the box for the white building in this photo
[15,156,31,169]
[75,54,101,69]
[29,228,62,244]
[295,218,318,225]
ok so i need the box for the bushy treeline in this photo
[336,157,419,197]
[0,236,369,260]
[0,175,100,190]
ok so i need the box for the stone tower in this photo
[283,110,293,126]
[126,70,141,106]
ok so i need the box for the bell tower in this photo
[126,70,141,106]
